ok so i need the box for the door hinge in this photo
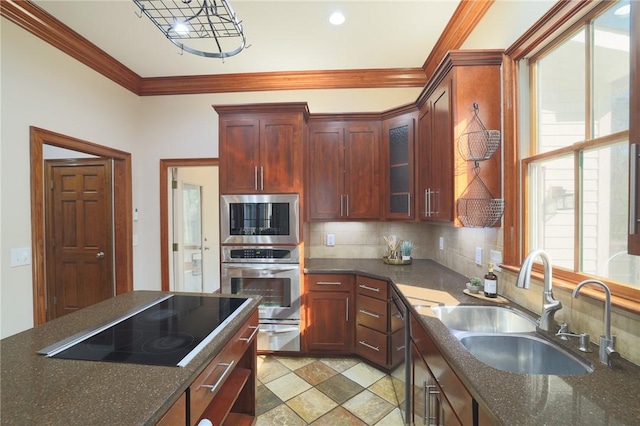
[172,179,178,189]
[173,243,179,252]
[50,179,54,190]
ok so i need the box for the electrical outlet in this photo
[490,250,503,271]
[439,237,444,250]
[326,233,335,246]
[475,247,483,265]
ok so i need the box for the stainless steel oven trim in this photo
[221,245,300,264]
[220,193,300,245]
[221,262,301,321]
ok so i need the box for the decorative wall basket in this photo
[458,103,501,162]
[457,168,504,227]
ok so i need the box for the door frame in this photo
[30,127,133,326]
[159,158,219,291]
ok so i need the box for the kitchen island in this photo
[305,258,640,425]
[0,291,261,425]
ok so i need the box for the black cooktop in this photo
[39,295,251,367]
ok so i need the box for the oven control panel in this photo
[222,246,300,263]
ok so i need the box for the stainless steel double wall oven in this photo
[220,194,301,351]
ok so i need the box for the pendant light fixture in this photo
[133,0,246,59]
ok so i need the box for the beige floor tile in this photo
[311,406,367,426]
[368,375,398,405]
[294,360,338,386]
[265,372,313,402]
[255,404,307,426]
[342,362,386,388]
[257,356,291,384]
[275,356,317,371]
[319,357,361,372]
[375,407,404,425]
[343,390,395,425]
[286,388,338,423]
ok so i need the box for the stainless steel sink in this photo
[457,333,593,375]
[431,305,537,333]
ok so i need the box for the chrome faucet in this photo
[516,249,562,332]
[573,279,619,366]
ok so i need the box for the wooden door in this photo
[344,122,381,219]
[308,124,345,220]
[261,117,301,193]
[430,78,453,222]
[45,159,114,320]
[219,118,260,193]
[417,103,433,220]
[305,291,353,352]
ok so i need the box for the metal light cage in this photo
[133,0,246,58]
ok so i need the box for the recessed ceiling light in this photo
[614,4,630,16]
[329,12,346,26]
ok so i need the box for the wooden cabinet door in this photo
[219,118,260,194]
[308,124,345,220]
[305,291,353,352]
[429,77,454,222]
[344,122,381,219]
[260,117,301,193]
[417,103,433,220]
[382,113,416,220]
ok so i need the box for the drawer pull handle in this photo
[359,284,380,292]
[358,340,380,352]
[396,345,406,352]
[199,360,235,393]
[316,281,342,286]
[239,325,260,343]
[359,309,381,319]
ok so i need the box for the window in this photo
[522,1,637,291]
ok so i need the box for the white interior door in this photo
[170,166,220,293]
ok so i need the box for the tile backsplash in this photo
[306,221,640,365]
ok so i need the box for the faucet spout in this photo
[515,250,562,332]
[573,279,617,366]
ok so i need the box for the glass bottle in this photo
[484,263,498,298]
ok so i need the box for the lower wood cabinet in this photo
[410,313,473,426]
[304,274,354,353]
[157,309,259,426]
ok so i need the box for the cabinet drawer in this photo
[356,276,388,300]
[355,324,387,366]
[190,311,259,425]
[356,295,387,333]
[307,274,354,292]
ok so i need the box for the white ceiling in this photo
[33,0,461,78]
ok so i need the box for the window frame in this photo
[502,0,640,311]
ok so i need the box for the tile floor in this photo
[256,355,404,425]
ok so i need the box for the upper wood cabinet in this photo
[628,1,640,255]
[214,103,308,194]
[382,109,418,220]
[307,120,381,220]
[416,51,503,226]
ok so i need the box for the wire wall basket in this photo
[458,103,501,162]
[457,168,504,227]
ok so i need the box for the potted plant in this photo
[466,277,483,294]
[400,240,414,260]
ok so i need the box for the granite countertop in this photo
[0,291,261,426]
[305,258,640,425]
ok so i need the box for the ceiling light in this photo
[614,4,630,15]
[133,0,247,59]
[329,12,346,26]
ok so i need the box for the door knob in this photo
[96,251,105,259]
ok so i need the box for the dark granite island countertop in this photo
[0,291,261,426]
[305,258,640,425]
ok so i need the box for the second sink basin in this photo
[458,333,594,375]
[431,305,537,333]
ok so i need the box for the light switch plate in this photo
[439,237,444,250]
[490,250,503,271]
[10,247,31,267]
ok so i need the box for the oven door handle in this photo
[223,265,298,276]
